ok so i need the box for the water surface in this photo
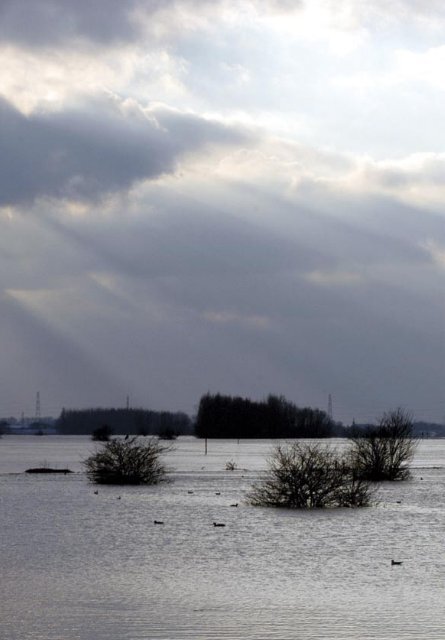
[1,436,444,639]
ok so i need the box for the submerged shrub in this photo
[248,442,371,509]
[349,408,417,481]
[84,437,170,485]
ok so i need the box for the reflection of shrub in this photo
[225,460,237,471]
[159,427,177,440]
[349,408,417,481]
[84,437,170,485]
[91,425,113,441]
[248,442,371,509]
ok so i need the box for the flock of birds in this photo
[92,488,404,566]
[153,520,227,526]
[92,488,238,529]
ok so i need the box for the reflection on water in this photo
[1,436,445,639]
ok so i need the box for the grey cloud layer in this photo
[0,0,143,46]
[0,98,247,205]
[37,183,445,420]
[2,0,445,422]
[1,0,444,52]
[2,163,445,420]
[0,0,216,47]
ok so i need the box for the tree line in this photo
[195,393,336,438]
[57,407,193,437]
[83,407,417,512]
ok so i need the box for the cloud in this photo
[2,147,445,421]
[422,240,445,269]
[324,0,445,32]
[0,96,249,205]
[343,154,445,213]
[0,0,227,49]
[2,0,445,423]
[0,288,128,415]
[253,0,302,15]
[0,0,143,47]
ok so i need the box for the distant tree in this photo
[248,442,371,508]
[294,406,334,438]
[159,427,177,440]
[83,437,171,485]
[159,412,177,440]
[195,393,334,438]
[0,419,8,436]
[57,407,192,436]
[349,408,417,481]
[91,424,113,441]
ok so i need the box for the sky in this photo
[1,0,445,424]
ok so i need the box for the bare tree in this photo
[349,408,417,481]
[248,442,372,509]
[84,437,171,485]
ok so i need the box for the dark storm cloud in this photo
[0,0,143,46]
[0,0,303,49]
[0,0,221,47]
[62,189,444,421]
[0,97,247,205]
[3,167,445,420]
[48,204,330,285]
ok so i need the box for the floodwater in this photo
[1,435,444,640]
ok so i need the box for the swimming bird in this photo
[93,490,99,495]
[154,520,164,525]
[391,559,403,566]
[215,492,221,496]
[213,522,225,527]
[230,503,238,507]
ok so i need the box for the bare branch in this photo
[83,437,171,485]
[248,442,372,509]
